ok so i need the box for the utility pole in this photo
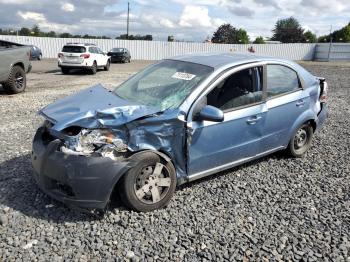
[126,2,130,40]
[327,25,333,62]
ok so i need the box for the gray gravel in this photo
[0,59,349,261]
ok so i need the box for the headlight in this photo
[74,129,128,154]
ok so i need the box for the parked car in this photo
[58,43,110,74]
[32,53,328,213]
[107,48,131,63]
[29,45,42,60]
[0,40,32,94]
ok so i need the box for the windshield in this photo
[111,48,124,52]
[114,60,213,110]
[62,46,86,53]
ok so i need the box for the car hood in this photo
[40,84,161,131]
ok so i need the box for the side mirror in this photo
[197,105,224,122]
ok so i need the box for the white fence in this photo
[0,35,317,61]
[315,43,350,61]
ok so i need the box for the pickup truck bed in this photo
[0,40,32,94]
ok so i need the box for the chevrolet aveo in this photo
[32,53,328,212]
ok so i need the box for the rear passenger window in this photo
[267,65,301,97]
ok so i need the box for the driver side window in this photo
[207,67,263,111]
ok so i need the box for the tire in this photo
[128,57,131,63]
[287,123,314,157]
[3,65,26,94]
[90,61,97,74]
[104,60,110,71]
[61,67,70,74]
[38,54,42,60]
[119,152,177,212]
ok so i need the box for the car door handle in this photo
[296,100,305,107]
[246,115,262,125]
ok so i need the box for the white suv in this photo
[58,43,111,74]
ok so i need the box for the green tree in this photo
[253,36,265,44]
[303,31,317,43]
[318,23,350,43]
[144,34,153,41]
[272,17,305,43]
[45,31,56,37]
[212,24,249,44]
[31,25,40,36]
[19,27,31,36]
[59,32,73,38]
[168,35,174,42]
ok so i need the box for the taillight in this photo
[320,81,328,103]
[58,53,64,58]
[80,54,90,59]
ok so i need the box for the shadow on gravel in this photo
[44,69,61,74]
[0,151,290,221]
[51,69,105,76]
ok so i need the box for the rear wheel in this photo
[3,65,26,94]
[287,123,313,157]
[104,60,110,71]
[38,54,42,60]
[119,152,176,212]
[90,61,97,74]
[61,67,70,74]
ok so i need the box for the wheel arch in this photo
[287,109,316,146]
[107,149,174,206]
[13,62,25,70]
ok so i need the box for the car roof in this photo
[170,52,292,70]
[64,43,96,47]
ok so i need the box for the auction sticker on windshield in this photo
[172,72,196,81]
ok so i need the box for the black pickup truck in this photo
[0,40,32,94]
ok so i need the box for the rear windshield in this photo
[62,46,86,53]
[111,48,124,52]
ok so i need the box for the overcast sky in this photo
[0,0,349,41]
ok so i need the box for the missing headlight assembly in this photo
[60,128,129,161]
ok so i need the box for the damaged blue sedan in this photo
[32,53,328,212]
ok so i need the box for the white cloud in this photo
[17,11,46,22]
[179,5,214,28]
[17,10,78,32]
[61,2,75,12]
[139,14,176,29]
[160,18,175,29]
[0,0,32,3]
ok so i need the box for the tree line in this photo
[0,25,153,41]
[211,17,350,44]
[1,18,349,44]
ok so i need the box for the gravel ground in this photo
[0,59,349,261]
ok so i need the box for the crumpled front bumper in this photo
[31,127,131,210]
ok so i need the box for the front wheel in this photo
[287,123,314,157]
[119,152,177,212]
[3,65,26,94]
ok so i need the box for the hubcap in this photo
[294,128,308,149]
[134,163,172,204]
[15,73,24,89]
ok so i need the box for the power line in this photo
[126,2,130,39]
